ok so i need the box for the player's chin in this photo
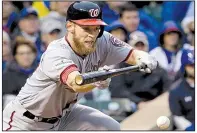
[84,45,96,52]
[84,47,96,55]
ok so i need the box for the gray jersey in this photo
[16,31,133,118]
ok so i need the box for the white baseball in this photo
[156,116,170,130]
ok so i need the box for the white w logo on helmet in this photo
[89,9,99,17]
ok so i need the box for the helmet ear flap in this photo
[98,26,104,38]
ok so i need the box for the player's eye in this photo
[83,27,89,31]
[82,27,92,33]
[96,27,100,31]
[81,26,100,34]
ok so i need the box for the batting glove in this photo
[136,52,158,73]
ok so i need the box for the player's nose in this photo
[87,33,97,39]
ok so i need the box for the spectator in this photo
[142,2,163,22]
[40,18,63,50]
[3,1,19,33]
[169,49,194,130]
[118,4,158,50]
[21,1,33,8]
[12,7,43,62]
[184,1,194,18]
[181,2,194,49]
[102,2,128,25]
[109,31,171,110]
[128,31,149,51]
[119,4,139,33]
[50,1,71,16]
[182,17,194,49]
[3,31,13,71]
[41,2,72,37]
[149,21,185,81]
[3,36,38,108]
[105,21,128,42]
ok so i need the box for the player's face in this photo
[15,44,36,68]
[73,24,100,55]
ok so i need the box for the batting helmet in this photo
[66,1,107,37]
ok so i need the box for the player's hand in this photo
[136,51,158,73]
[92,66,111,89]
[93,78,111,90]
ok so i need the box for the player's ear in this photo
[66,21,74,34]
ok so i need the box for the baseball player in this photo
[3,1,157,131]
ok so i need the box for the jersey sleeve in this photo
[99,32,133,66]
[40,49,79,82]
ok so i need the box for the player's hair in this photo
[119,4,138,18]
[12,36,37,56]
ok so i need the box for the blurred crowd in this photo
[2,1,194,131]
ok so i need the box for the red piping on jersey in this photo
[122,49,134,62]
[65,36,86,59]
[5,111,16,131]
[60,64,79,85]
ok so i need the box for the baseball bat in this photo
[75,65,145,85]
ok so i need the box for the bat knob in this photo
[75,75,84,85]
